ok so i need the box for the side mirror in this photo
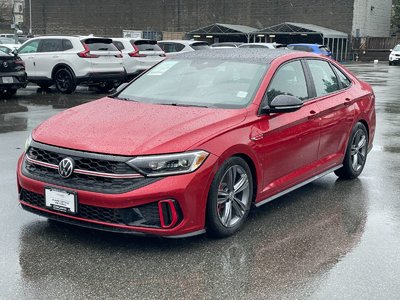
[262,94,303,113]
[115,82,129,93]
[389,49,393,52]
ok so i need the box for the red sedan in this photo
[17,49,375,238]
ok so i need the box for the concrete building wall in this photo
[25,0,355,36]
[352,0,392,37]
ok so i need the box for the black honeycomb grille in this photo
[23,144,161,194]
[20,189,161,227]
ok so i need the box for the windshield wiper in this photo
[168,103,210,108]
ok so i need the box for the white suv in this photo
[112,38,165,79]
[17,36,125,93]
[157,40,209,55]
[389,44,400,66]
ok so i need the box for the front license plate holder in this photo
[45,187,78,215]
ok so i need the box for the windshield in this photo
[117,58,268,109]
[0,37,17,44]
[394,45,400,51]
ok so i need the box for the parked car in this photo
[389,44,400,66]
[17,36,125,93]
[0,50,27,96]
[17,49,375,238]
[0,45,13,55]
[210,42,242,48]
[287,43,333,58]
[112,38,165,80]
[239,43,283,49]
[158,40,209,55]
[0,37,20,50]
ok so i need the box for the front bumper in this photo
[0,71,28,89]
[17,152,218,237]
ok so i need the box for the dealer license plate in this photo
[45,187,77,214]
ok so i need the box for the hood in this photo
[33,97,246,156]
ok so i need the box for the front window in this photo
[117,58,268,109]
[18,40,40,54]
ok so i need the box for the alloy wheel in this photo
[350,128,367,172]
[217,165,250,228]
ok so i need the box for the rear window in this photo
[83,38,119,51]
[158,42,185,53]
[190,42,209,50]
[288,45,313,52]
[113,41,125,51]
[132,40,162,51]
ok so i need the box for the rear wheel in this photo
[206,157,253,237]
[6,88,18,95]
[335,122,368,179]
[54,68,76,94]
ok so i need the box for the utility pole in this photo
[12,0,24,43]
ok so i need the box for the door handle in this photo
[344,98,352,106]
[308,110,318,119]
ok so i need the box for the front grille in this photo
[20,189,161,227]
[22,141,160,194]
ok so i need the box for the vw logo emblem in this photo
[3,61,8,68]
[58,157,75,178]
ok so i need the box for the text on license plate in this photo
[45,188,77,214]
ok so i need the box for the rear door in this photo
[82,38,123,74]
[255,60,321,198]
[305,59,355,170]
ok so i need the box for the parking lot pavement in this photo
[1,64,400,299]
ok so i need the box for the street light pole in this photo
[29,0,32,35]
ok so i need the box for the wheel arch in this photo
[51,63,76,80]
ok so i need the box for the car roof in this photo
[173,48,303,64]
[288,43,323,47]
[159,40,208,45]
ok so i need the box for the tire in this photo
[206,157,253,237]
[6,88,18,95]
[54,68,76,94]
[96,82,115,93]
[335,122,368,179]
[389,61,393,66]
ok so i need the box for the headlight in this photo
[127,150,209,176]
[24,134,32,152]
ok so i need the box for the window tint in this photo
[63,39,74,50]
[113,41,125,51]
[332,65,351,88]
[18,40,40,53]
[84,39,118,51]
[307,60,340,97]
[39,39,63,52]
[159,42,185,53]
[133,40,162,51]
[267,60,309,102]
[190,42,209,50]
[319,46,330,54]
[288,45,313,52]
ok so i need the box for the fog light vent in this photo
[158,200,179,229]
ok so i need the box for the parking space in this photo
[0,63,400,299]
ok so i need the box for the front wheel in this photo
[206,157,253,237]
[54,68,76,94]
[335,122,369,179]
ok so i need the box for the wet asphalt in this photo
[0,63,399,299]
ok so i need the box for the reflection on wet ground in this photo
[1,65,400,298]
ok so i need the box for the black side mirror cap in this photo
[11,48,18,56]
[262,94,303,113]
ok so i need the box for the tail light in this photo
[158,199,179,229]
[15,60,25,67]
[77,43,99,58]
[128,44,146,57]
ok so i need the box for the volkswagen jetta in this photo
[17,49,375,238]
